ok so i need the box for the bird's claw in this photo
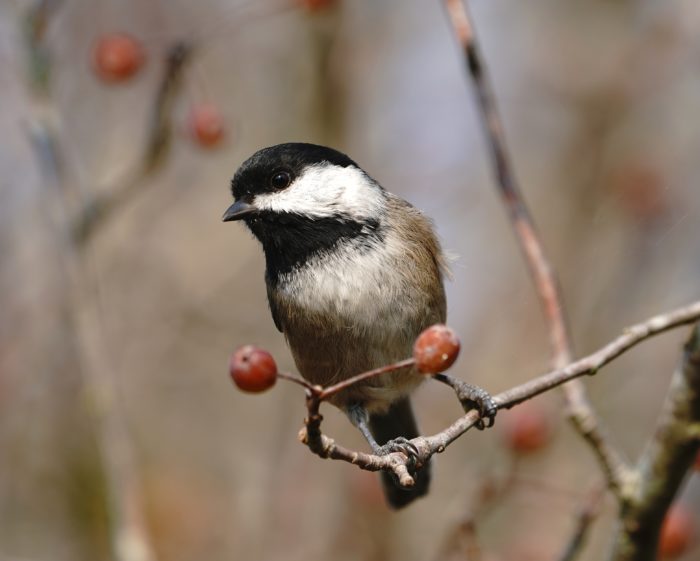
[375,436,420,479]
[456,383,497,429]
[432,373,497,430]
[375,436,420,469]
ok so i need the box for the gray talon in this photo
[433,373,497,430]
[376,437,420,480]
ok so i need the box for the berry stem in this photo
[277,372,318,392]
[319,358,416,401]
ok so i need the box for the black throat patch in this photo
[245,211,382,285]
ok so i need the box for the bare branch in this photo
[433,461,519,561]
[72,41,194,245]
[609,323,700,561]
[22,0,63,95]
[294,301,700,486]
[22,4,159,559]
[557,485,605,561]
[494,302,700,409]
[442,0,629,495]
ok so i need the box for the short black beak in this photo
[222,200,256,222]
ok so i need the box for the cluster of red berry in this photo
[92,32,225,148]
[90,0,340,148]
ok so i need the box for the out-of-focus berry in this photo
[93,32,145,83]
[501,402,552,454]
[413,324,460,374]
[296,0,337,12]
[229,345,277,393]
[659,503,695,559]
[611,162,668,222]
[188,104,226,148]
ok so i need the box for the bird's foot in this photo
[372,436,423,487]
[375,437,419,466]
[433,373,497,430]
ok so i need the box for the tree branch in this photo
[609,323,700,561]
[442,0,630,495]
[22,5,159,559]
[295,301,700,487]
[72,41,194,246]
[557,485,605,561]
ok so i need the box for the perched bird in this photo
[223,143,493,508]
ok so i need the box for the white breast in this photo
[275,233,411,336]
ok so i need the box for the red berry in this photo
[229,346,277,393]
[501,403,552,454]
[188,104,225,148]
[413,324,461,374]
[296,0,337,12]
[610,161,668,222]
[93,33,145,83]
[659,503,695,559]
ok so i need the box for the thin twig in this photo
[276,371,317,391]
[557,484,605,561]
[22,0,62,95]
[73,42,194,245]
[433,459,519,561]
[295,301,700,486]
[319,358,415,400]
[442,0,630,495]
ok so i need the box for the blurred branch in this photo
[609,323,700,561]
[433,460,519,561]
[21,4,158,560]
[22,0,62,95]
[296,301,700,487]
[434,518,481,561]
[73,41,194,245]
[22,0,64,189]
[442,0,630,496]
[557,485,605,561]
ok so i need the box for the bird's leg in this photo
[346,403,419,475]
[432,373,497,429]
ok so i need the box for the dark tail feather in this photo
[369,398,431,509]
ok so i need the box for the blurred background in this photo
[1,0,699,560]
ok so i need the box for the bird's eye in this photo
[270,171,292,190]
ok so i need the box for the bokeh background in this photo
[1,0,699,560]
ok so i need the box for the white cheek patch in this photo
[253,164,385,220]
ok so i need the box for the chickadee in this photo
[223,143,493,508]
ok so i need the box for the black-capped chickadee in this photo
[223,143,493,508]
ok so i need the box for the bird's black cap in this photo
[230,142,359,201]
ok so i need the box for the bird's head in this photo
[223,143,387,277]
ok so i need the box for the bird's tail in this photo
[369,397,431,509]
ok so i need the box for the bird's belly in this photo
[277,248,413,333]
[278,287,426,411]
[272,247,442,411]
[285,322,424,413]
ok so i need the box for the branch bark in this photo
[558,485,605,561]
[296,301,700,487]
[609,323,700,561]
[442,0,630,495]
